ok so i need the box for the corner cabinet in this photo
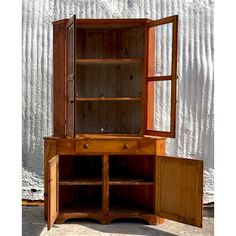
[44,15,203,230]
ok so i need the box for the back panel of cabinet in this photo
[77,27,144,59]
[75,26,144,134]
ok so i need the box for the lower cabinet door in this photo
[48,155,59,230]
[156,155,203,227]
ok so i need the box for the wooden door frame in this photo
[65,15,76,137]
[144,15,178,138]
[47,155,59,230]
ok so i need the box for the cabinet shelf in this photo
[109,178,153,185]
[76,97,142,101]
[109,207,153,215]
[59,177,102,186]
[76,58,143,65]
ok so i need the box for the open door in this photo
[65,15,76,137]
[47,155,59,230]
[156,156,203,227]
[145,15,178,137]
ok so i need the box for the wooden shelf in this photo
[76,58,143,65]
[109,178,153,185]
[60,204,102,214]
[59,177,102,185]
[109,206,153,215]
[76,97,142,101]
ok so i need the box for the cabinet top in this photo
[52,18,151,26]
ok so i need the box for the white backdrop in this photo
[22,0,214,203]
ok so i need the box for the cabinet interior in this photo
[109,155,154,182]
[109,185,154,214]
[59,185,102,213]
[74,26,144,134]
[58,155,154,214]
[59,155,102,181]
[76,26,144,59]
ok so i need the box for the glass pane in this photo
[67,24,74,76]
[147,80,171,132]
[148,23,173,77]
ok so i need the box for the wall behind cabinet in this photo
[22,0,214,203]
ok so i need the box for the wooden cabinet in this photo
[44,15,203,230]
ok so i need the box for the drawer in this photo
[56,141,74,154]
[75,140,137,153]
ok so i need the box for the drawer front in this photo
[75,141,137,153]
[56,141,74,154]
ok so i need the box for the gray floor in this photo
[22,206,214,236]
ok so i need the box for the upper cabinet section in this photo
[52,16,178,138]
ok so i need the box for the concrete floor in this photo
[22,206,214,236]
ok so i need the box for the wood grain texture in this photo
[53,22,67,136]
[44,140,56,221]
[157,155,203,227]
[102,154,109,214]
[48,155,59,230]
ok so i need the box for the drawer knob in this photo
[83,144,89,149]
[123,144,129,149]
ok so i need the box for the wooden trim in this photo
[76,97,142,101]
[22,200,44,206]
[170,15,178,138]
[145,130,175,138]
[147,76,172,81]
[59,178,102,185]
[73,15,77,138]
[142,24,149,135]
[76,58,143,65]
[45,134,165,140]
[102,154,109,214]
[109,179,153,185]
[148,15,178,27]
[52,19,68,26]
[76,19,149,25]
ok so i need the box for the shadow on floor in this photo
[22,206,214,236]
[64,218,177,236]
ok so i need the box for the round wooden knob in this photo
[83,144,89,149]
[123,144,129,149]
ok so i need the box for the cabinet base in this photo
[56,212,165,225]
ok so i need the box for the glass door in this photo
[65,15,76,137]
[145,15,178,137]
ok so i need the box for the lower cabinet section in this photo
[45,139,203,230]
